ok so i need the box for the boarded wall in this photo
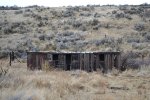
[27,51,121,72]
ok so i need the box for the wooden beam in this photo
[104,54,108,73]
[9,52,11,66]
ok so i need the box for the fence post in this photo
[9,52,12,66]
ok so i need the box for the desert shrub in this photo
[80,6,94,11]
[127,37,140,43]
[23,12,32,17]
[123,7,144,15]
[3,25,13,34]
[2,22,30,34]
[88,19,99,26]
[63,25,70,30]
[62,9,74,17]
[39,35,45,40]
[63,31,74,36]
[0,51,9,59]
[115,12,132,20]
[144,33,150,42]
[134,23,145,31]
[72,21,82,28]
[0,6,21,10]
[37,21,45,27]
[50,10,62,18]
[119,5,127,11]
[132,43,147,50]
[112,10,117,14]
[101,37,115,45]
[121,51,150,70]
[141,9,150,17]
[14,10,23,14]
[93,25,100,30]
[54,31,85,50]
[38,34,54,41]
[126,59,141,69]
[117,38,123,44]
[67,6,80,12]
[91,37,115,46]
[125,14,132,20]
[121,52,139,70]
[94,12,101,18]
[79,25,87,31]
[56,42,68,49]
[115,13,125,18]
[24,9,31,12]
[35,7,44,12]
[75,40,87,51]
[80,12,92,17]
[140,32,148,36]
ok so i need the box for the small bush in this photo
[88,19,99,26]
[115,13,125,19]
[73,21,82,28]
[121,51,150,70]
[127,37,140,43]
[112,10,117,14]
[94,13,101,18]
[134,23,145,31]
[63,25,70,30]
[3,25,13,34]
[132,43,146,50]
[54,31,85,50]
[62,9,74,17]
[0,6,21,10]
[141,9,150,17]
[14,10,23,14]
[80,13,91,17]
[144,33,150,42]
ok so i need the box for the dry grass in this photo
[0,60,150,100]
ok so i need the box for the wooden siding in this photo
[27,52,121,72]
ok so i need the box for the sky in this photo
[0,0,149,7]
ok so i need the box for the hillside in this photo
[0,5,150,51]
[0,4,150,67]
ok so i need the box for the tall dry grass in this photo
[0,60,150,100]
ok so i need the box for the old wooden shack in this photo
[27,51,121,72]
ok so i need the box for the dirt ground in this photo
[0,60,150,100]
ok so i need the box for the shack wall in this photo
[27,52,121,72]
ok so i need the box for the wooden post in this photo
[9,52,12,66]
[104,54,108,73]
[90,54,94,72]
[118,54,121,70]
[112,54,114,69]
[63,54,66,70]
[96,55,99,70]
[12,51,14,61]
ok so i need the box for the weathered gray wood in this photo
[9,52,11,66]
[104,54,108,73]
[90,54,94,72]
[112,54,114,69]
[27,52,121,73]
[96,55,99,70]
[64,55,66,70]
[86,53,90,71]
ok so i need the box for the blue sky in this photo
[0,0,149,7]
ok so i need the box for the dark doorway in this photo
[99,54,104,61]
[53,54,58,67]
[66,54,71,70]
[99,54,105,72]
[53,54,58,60]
